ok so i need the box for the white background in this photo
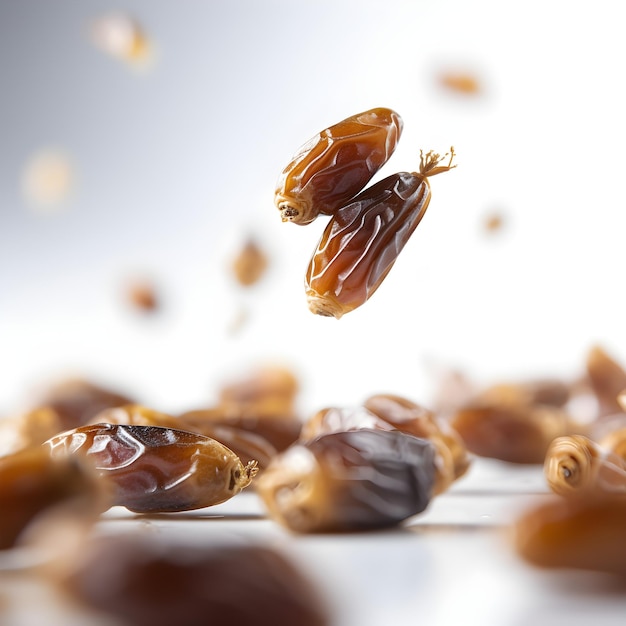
[2,0,626,416]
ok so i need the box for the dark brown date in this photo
[57,534,330,626]
[275,107,403,225]
[45,424,258,513]
[256,429,436,533]
[305,150,455,318]
[514,494,626,577]
[0,446,106,549]
[301,399,469,494]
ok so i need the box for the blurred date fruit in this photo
[449,403,572,464]
[0,407,64,457]
[89,12,153,69]
[125,278,160,313]
[584,345,626,418]
[33,377,135,431]
[514,494,626,577]
[544,434,626,496]
[275,107,403,225]
[57,535,330,626]
[231,237,269,286]
[45,424,258,513]
[256,429,436,533]
[0,447,107,550]
[305,149,455,318]
[438,71,481,95]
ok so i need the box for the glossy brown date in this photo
[305,150,455,318]
[256,429,436,533]
[544,434,626,496]
[514,494,626,577]
[0,446,106,549]
[275,107,403,225]
[45,424,258,513]
[57,534,330,626]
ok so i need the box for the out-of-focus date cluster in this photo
[0,366,330,624]
[0,365,471,542]
[431,344,626,577]
[0,364,471,624]
[4,343,626,617]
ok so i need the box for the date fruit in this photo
[0,446,106,549]
[514,494,626,577]
[544,434,626,496]
[450,403,572,464]
[33,377,134,430]
[256,429,436,533]
[275,107,403,225]
[45,424,258,513]
[57,534,330,626]
[305,150,455,318]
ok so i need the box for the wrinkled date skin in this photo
[58,535,330,626]
[275,107,403,225]
[514,494,626,577]
[256,429,436,533]
[45,424,258,513]
[305,151,454,319]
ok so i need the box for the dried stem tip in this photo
[418,147,456,178]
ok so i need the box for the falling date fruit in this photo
[275,107,403,225]
[305,149,455,318]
